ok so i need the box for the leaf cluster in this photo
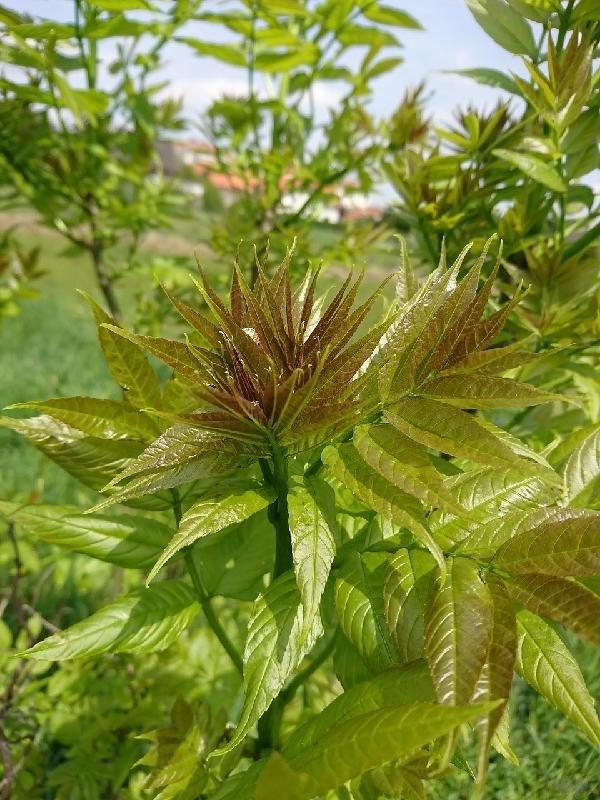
[2,238,599,798]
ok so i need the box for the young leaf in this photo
[322,444,445,572]
[563,426,600,508]
[420,374,562,409]
[425,557,493,706]
[493,149,567,192]
[363,5,422,29]
[82,292,162,409]
[472,576,517,791]
[7,396,158,440]
[456,507,557,560]
[386,398,527,468]
[506,574,600,645]
[0,415,143,491]
[383,548,436,661]
[0,502,170,569]
[335,552,400,672]
[146,484,276,583]
[22,581,198,660]
[277,701,500,799]
[452,67,520,94]
[283,661,435,758]
[431,467,554,550]
[288,478,336,626]
[466,0,537,57]
[515,610,600,747]
[494,509,600,576]
[105,425,246,487]
[210,571,322,759]
[354,424,468,514]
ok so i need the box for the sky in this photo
[8,1,524,126]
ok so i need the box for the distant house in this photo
[156,138,382,222]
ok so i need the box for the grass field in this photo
[1,213,599,798]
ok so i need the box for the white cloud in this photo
[162,77,249,112]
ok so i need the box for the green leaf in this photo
[493,149,567,192]
[472,576,517,790]
[7,396,158,440]
[425,558,493,706]
[506,574,600,645]
[146,484,275,583]
[386,398,528,468]
[91,1,153,9]
[367,56,403,79]
[22,580,198,660]
[431,467,554,550]
[452,68,520,94]
[255,45,319,73]
[7,22,75,39]
[271,701,500,799]
[383,549,436,661]
[515,610,600,747]
[0,415,143,491]
[82,292,162,409]
[335,552,400,671]
[257,0,310,14]
[456,507,557,560]
[136,698,209,800]
[466,0,536,57]
[322,444,445,572]
[105,425,244,488]
[284,661,435,758]
[191,509,274,601]
[338,24,399,48]
[87,14,156,38]
[494,509,600,576]
[210,571,322,760]
[563,427,600,508]
[288,478,335,626]
[354,424,468,514]
[420,374,562,409]
[0,502,170,569]
[363,4,422,29]
[255,754,312,800]
[178,38,247,66]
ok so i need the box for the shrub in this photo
[2,240,599,798]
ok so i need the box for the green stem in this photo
[281,632,336,702]
[268,442,293,579]
[556,0,575,55]
[171,490,243,675]
[184,551,243,675]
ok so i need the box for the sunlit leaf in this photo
[494,509,600,576]
[147,484,275,582]
[0,501,170,569]
[23,581,198,660]
[516,610,600,747]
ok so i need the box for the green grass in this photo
[1,219,599,798]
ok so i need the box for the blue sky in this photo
[10,1,523,124]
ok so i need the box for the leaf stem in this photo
[281,632,336,702]
[171,490,243,675]
[266,441,293,579]
[184,551,243,675]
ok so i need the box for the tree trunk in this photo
[90,240,122,323]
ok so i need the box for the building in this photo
[156,138,382,222]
